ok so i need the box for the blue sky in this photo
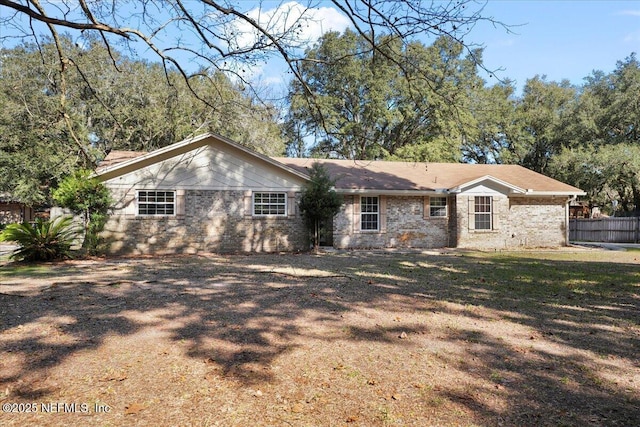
[243,1,640,94]
[461,1,640,90]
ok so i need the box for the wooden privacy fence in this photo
[569,217,640,243]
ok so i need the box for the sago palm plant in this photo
[0,216,79,262]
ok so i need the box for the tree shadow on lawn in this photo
[0,251,638,425]
[359,251,640,425]
[265,250,640,425]
[0,255,365,396]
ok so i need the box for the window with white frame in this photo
[253,192,286,216]
[360,196,379,230]
[429,197,447,217]
[138,190,175,216]
[474,196,492,230]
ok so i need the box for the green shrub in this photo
[0,216,79,262]
[299,162,343,252]
[52,169,112,255]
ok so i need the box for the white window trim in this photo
[137,190,176,217]
[360,196,380,231]
[429,196,448,218]
[474,196,492,230]
[253,192,287,217]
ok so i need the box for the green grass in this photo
[0,263,55,278]
[331,249,640,322]
[447,251,640,297]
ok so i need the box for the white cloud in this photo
[224,2,351,83]
[616,10,640,17]
[489,38,516,48]
[233,1,351,53]
[301,3,353,40]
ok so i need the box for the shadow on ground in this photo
[0,250,638,425]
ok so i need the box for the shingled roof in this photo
[96,150,147,171]
[274,158,584,195]
[94,133,583,196]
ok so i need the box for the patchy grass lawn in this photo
[0,248,638,426]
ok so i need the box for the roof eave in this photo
[93,132,310,182]
[92,133,213,179]
[519,191,587,197]
[335,189,448,195]
[449,175,526,194]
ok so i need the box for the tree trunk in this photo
[313,221,320,254]
[314,220,319,254]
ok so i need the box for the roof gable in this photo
[450,175,526,194]
[95,133,309,189]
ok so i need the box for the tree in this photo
[0,1,508,204]
[52,169,112,254]
[0,38,285,205]
[1,37,286,154]
[570,54,640,148]
[597,54,640,144]
[299,163,343,252]
[0,41,90,205]
[286,31,484,161]
[548,56,640,213]
[461,80,520,164]
[0,1,506,123]
[549,144,640,215]
[509,76,577,173]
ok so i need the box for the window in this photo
[429,197,447,217]
[253,192,286,216]
[474,196,492,230]
[361,196,379,230]
[138,190,175,216]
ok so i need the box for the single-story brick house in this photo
[0,194,36,226]
[94,133,585,254]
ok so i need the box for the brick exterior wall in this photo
[102,189,308,255]
[453,194,568,249]
[102,189,569,253]
[332,194,569,250]
[0,204,23,225]
[333,195,450,249]
[508,196,569,247]
[0,203,33,225]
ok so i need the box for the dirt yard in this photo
[0,248,638,426]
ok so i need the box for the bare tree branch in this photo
[1,0,511,154]
[28,0,93,165]
[1,1,508,89]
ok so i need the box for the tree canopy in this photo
[0,38,284,204]
[285,31,640,213]
[547,55,640,214]
[286,31,482,160]
[0,0,506,205]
